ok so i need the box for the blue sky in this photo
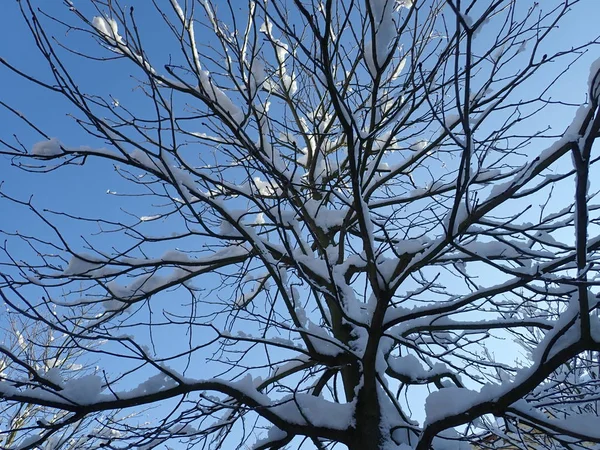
[0,0,596,347]
[1,0,599,388]
[2,0,600,446]
[2,0,599,230]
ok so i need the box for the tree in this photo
[0,302,126,449]
[1,0,600,448]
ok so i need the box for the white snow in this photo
[44,368,64,388]
[588,56,600,98]
[270,393,354,430]
[271,355,311,378]
[388,354,437,380]
[253,176,278,196]
[235,290,256,308]
[250,59,267,85]
[62,254,103,276]
[140,215,161,222]
[61,374,104,404]
[13,434,42,450]
[396,0,413,8]
[304,321,345,356]
[444,113,460,127]
[394,237,430,255]
[365,0,397,76]
[130,149,160,170]
[253,426,288,448]
[409,140,429,151]
[229,374,354,430]
[305,200,348,231]
[122,372,178,399]
[390,55,406,81]
[92,16,124,47]
[31,138,63,156]
[197,69,244,124]
[424,387,479,425]
[491,45,504,62]
[282,74,298,95]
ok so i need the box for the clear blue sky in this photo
[2,1,599,232]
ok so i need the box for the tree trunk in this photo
[350,375,382,450]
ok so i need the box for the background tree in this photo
[1,0,600,449]
[0,300,126,449]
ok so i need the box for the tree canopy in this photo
[2,1,600,449]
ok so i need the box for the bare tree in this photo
[0,301,126,449]
[1,0,600,449]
